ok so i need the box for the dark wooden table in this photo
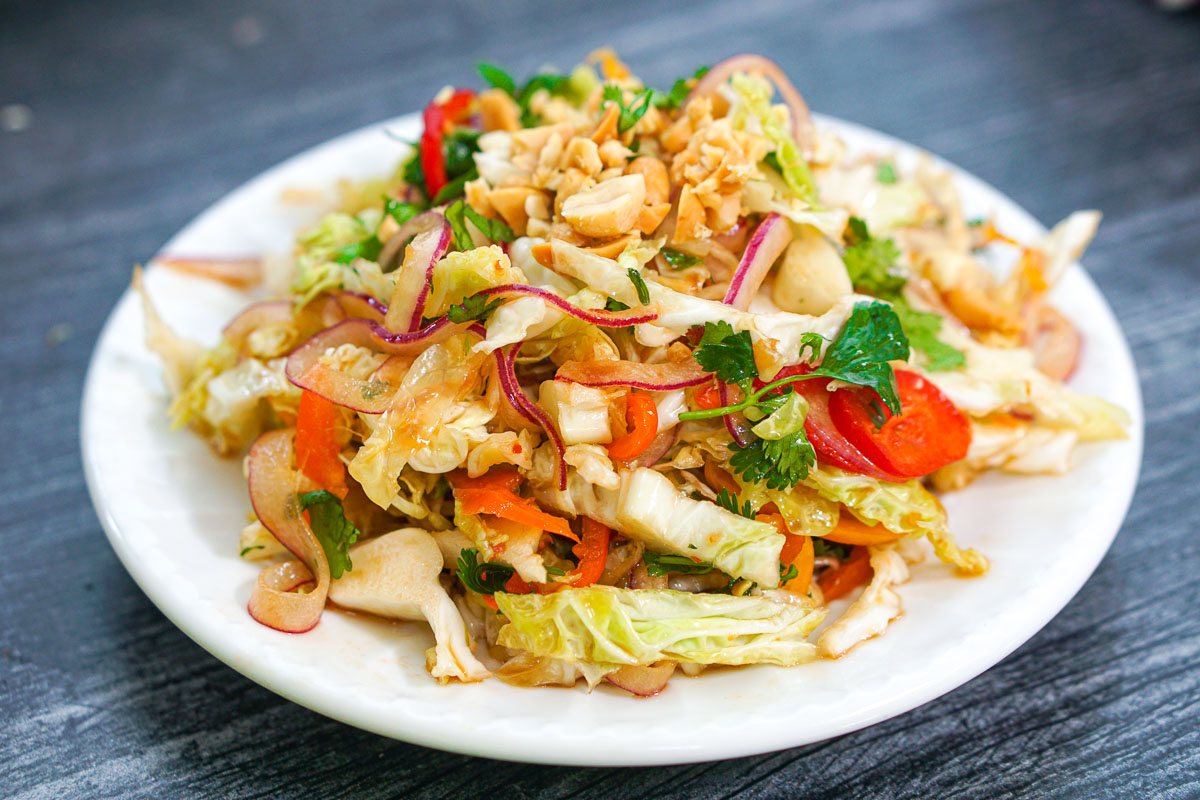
[3,0,1198,796]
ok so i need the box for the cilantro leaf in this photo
[605,297,631,313]
[876,163,897,184]
[643,551,716,576]
[431,168,478,205]
[332,235,383,265]
[779,562,799,583]
[812,301,909,415]
[402,146,426,201]
[444,200,473,251]
[660,248,702,270]
[477,62,517,95]
[464,204,515,243]
[298,490,361,580]
[693,321,758,385]
[627,268,651,305]
[455,547,515,595]
[893,301,965,372]
[843,217,906,300]
[653,65,709,110]
[384,196,423,225]
[602,85,653,133]
[729,427,817,491]
[447,293,503,324]
[715,487,755,519]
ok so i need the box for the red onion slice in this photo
[286,317,467,413]
[683,54,815,154]
[246,429,331,633]
[494,343,567,490]
[722,213,792,310]
[384,220,451,333]
[476,284,659,327]
[377,210,445,271]
[556,359,710,391]
[222,301,294,350]
[718,381,753,448]
[335,291,388,323]
[156,256,262,288]
[631,427,677,469]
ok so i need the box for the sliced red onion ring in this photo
[156,256,262,288]
[718,381,753,448]
[494,343,567,490]
[335,291,388,322]
[556,359,710,390]
[475,284,659,327]
[722,213,792,311]
[286,317,467,413]
[631,426,677,469]
[384,220,451,333]
[377,210,445,271]
[683,54,815,154]
[246,429,331,633]
[222,301,294,350]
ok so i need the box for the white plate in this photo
[81,112,1143,766]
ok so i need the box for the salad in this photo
[137,50,1128,696]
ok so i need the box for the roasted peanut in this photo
[560,174,646,238]
[772,226,853,315]
[478,88,521,132]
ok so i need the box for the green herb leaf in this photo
[812,300,909,415]
[813,538,852,561]
[602,85,654,133]
[605,297,631,313]
[544,565,567,577]
[799,332,827,363]
[332,235,384,265]
[660,248,702,270]
[654,65,709,110]
[239,545,265,557]
[643,551,716,577]
[384,196,424,225]
[693,321,758,385]
[298,490,361,580]
[627,268,651,305]
[892,300,965,372]
[402,146,426,201]
[447,293,504,324]
[464,204,515,243]
[477,62,517,95]
[444,200,473,251]
[455,547,516,595]
[431,167,478,205]
[876,162,897,184]
[843,217,906,300]
[779,562,799,583]
[715,487,755,519]
[729,427,817,491]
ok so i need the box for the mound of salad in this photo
[137,50,1129,695]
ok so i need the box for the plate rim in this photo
[80,111,1144,766]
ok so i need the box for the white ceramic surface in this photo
[81,112,1143,766]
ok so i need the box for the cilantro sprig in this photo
[842,216,965,371]
[298,491,361,580]
[447,293,503,324]
[652,65,709,110]
[455,547,516,595]
[602,85,653,133]
[681,301,910,422]
[715,488,755,519]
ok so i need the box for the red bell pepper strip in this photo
[818,545,873,601]
[570,517,611,587]
[450,471,577,542]
[758,513,814,594]
[420,88,475,199]
[607,391,659,461]
[294,390,347,499]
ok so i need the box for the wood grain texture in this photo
[1,0,1197,796]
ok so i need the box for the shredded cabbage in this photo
[495,586,825,666]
